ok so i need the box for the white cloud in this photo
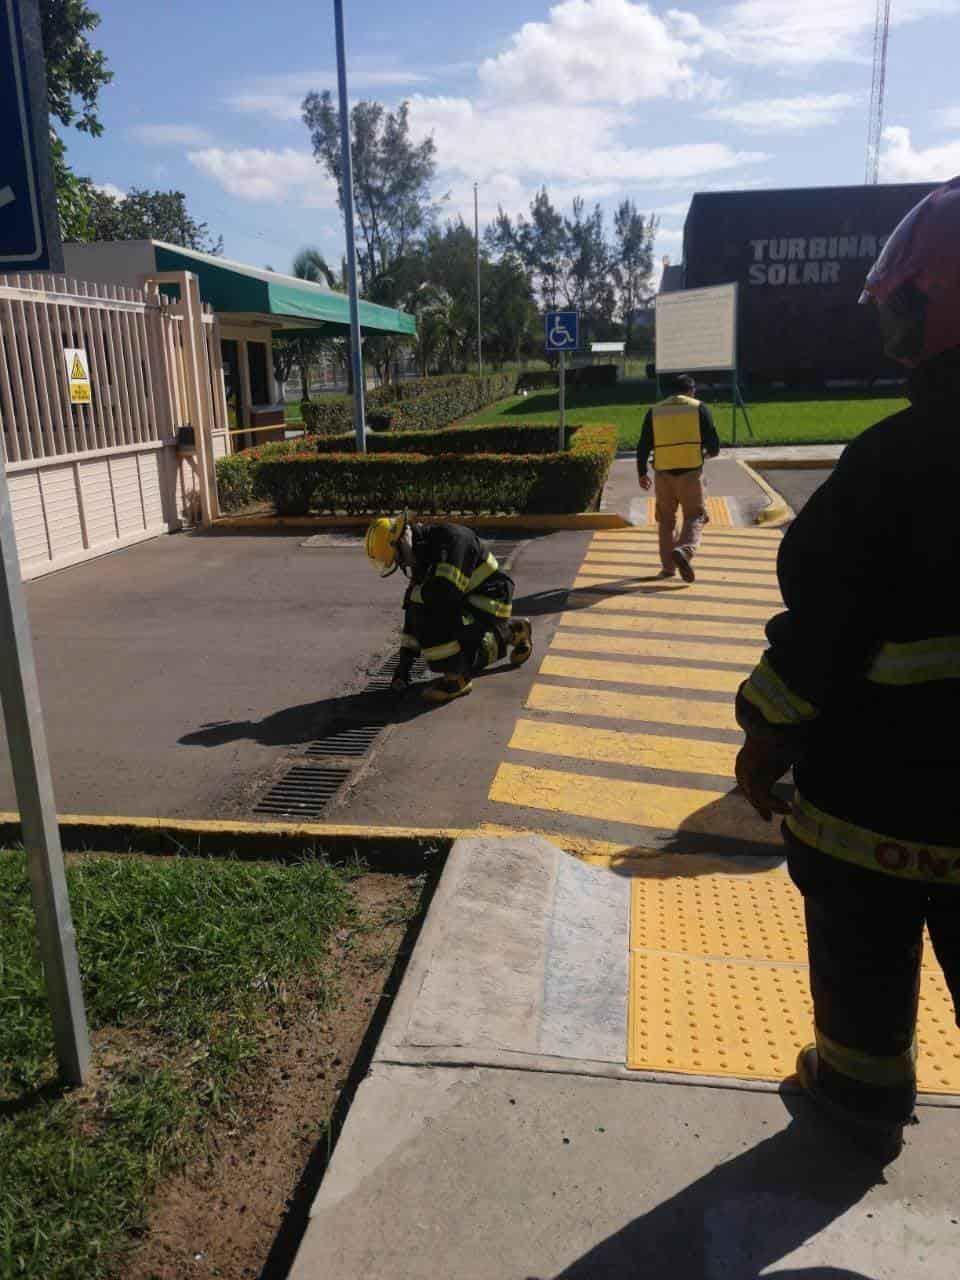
[187,146,337,207]
[478,0,724,104]
[879,125,960,181]
[672,0,956,70]
[226,67,432,121]
[409,95,765,190]
[94,182,126,201]
[130,123,212,146]
[703,92,859,132]
[937,105,960,130]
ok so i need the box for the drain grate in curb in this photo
[365,653,429,691]
[254,765,352,818]
[305,721,386,758]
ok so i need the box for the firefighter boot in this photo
[422,673,473,704]
[795,1046,906,1164]
[508,618,534,667]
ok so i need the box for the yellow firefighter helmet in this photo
[365,512,408,576]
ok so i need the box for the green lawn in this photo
[0,852,355,1279]
[462,383,908,450]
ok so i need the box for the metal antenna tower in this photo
[866,0,892,183]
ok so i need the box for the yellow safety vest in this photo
[652,396,703,471]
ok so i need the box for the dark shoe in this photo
[508,617,533,667]
[672,548,696,583]
[422,674,473,704]
[795,1046,906,1164]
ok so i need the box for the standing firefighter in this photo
[637,373,720,582]
[365,514,533,704]
[736,177,960,1162]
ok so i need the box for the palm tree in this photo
[285,248,342,399]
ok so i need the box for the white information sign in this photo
[655,283,737,374]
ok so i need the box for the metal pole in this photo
[559,350,566,451]
[474,181,482,376]
[0,457,90,1084]
[333,0,366,452]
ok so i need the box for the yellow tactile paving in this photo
[574,575,782,604]
[551,628,763,666]
[509,718,740,778]
[526,681,739,731]
[557,611,764,641]
[490,762,775,843]
[626,868,960,1094]
[646,496,732,527]
[541,653,744,694]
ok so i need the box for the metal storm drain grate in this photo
[305,720,386,758]
[254,765,352,818]
[365,653,429,692]
[300,533,365,549]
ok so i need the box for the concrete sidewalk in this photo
[290,836,960,1280]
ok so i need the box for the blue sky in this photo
[66,0,960,277]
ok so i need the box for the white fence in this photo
[0,271,227,579]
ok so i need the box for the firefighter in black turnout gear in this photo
[365,514,533,704]
[735,177,960,1162]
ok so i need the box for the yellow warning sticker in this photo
[64,347,92,404]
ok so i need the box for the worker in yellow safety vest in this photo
[735,177,960,1164]
[636,373,720,582]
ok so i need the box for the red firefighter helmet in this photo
[860,176,960,366]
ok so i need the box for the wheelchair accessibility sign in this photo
[544,311,579,352]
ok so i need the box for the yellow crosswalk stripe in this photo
[509,718,740,778]
[541,654,744,693]
[574,575,782,604]
[527,681,739,731]
[581,563,779,588]
[490,762,774,844]
[558,611,765,641]
[569,592,775,620]
[592,529,781,543]
[583,550,778,570]
[551,628,762,666]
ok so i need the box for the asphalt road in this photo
[755,467,833,514]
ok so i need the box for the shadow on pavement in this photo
[178,687,439,750]
[528,1091,885,1280]
[514,578,695,620]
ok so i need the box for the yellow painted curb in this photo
[214,512,631,534]
[0,812,464,869]
[737,459,795,527]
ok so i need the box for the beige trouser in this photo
[654,468,708,572]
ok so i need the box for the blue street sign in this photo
[1,0,59,271]
[545,311,579,352]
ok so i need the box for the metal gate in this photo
[0,270,228,580]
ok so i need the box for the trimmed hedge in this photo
[215,453,256,510]
[300,371,515,436]
[251,424,616,517]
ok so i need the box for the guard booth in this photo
[64,240,416,451]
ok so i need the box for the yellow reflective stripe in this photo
[480,630,499,668]
[422,639,461,660]
[410,585,424,604]
[434,562,470,592]
[400,633,420,651]
[467,553,499,592]
[788,792,960,883]
[867,636,960,685]
[741,655,818,726]
[816,1028,917,1088]
[467,592,512,619]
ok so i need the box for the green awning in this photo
[152,242,416,337]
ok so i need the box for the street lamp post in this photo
[333,0,366,452]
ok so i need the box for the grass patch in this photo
[0,851,356,1279]
[463,383,909,450]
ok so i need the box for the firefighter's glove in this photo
[735,735,794,822]
[390,651,414,695]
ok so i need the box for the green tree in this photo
[488,188,567,312]
[301,93,437,297]
[273,248,343,400]
[484,258,537,368]
[613,200,658,352]
[85,187,223,253]
[564,197,615,337]
[39,1,112,239]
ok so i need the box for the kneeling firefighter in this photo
[365,514,533,704]
[735,177,960,1162]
